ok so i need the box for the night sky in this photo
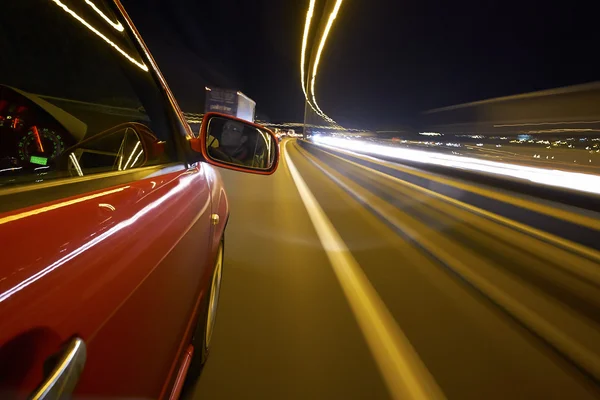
[123,0,600,130]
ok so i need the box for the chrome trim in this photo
[31,338,86,400]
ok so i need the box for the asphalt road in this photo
[185,139,600,400]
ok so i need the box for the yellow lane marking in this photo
[284,141,446,400]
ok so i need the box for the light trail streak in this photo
[309,0,344,124]
[300,0,319,116]
[312,136,600,196]
[51,0,148,71]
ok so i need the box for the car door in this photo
[0,1,213,398]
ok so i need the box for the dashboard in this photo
[0,85,76,176]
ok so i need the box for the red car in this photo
[0,1,278,399]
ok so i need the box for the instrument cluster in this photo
[0,87,74,174]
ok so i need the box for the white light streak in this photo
[0,174,198,303]
[69,153,84,176]
[312,136,600,196]
[0,167,22,173]
[98,203,116,211]
[123,141,141,170]
[130,148,144,169]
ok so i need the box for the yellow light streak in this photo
[309,0,344,124]
[98,203,116,211]
[0,186,130,226]
[301,0,319,115]
[84,0,124,31]
[51,0,148,71]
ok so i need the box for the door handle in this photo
[30,337,87,400]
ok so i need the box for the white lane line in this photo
[284,141,446,400]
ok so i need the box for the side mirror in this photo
[190,112,279,175]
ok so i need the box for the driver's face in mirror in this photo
[221,121,247,147]
[205,116,276,170]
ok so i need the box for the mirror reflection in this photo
[206,117,276,170]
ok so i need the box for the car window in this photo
[0,0,179,193]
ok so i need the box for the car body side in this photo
[0,1,230,398]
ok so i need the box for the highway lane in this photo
[186,139,600,399]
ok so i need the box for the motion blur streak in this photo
[328,148,600,232]
[299,144,600,380]
[312,136,600,195]
[284,141,446,400]
[300,0,319,114]
[315,148,600,283]
[309,0,344,124]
